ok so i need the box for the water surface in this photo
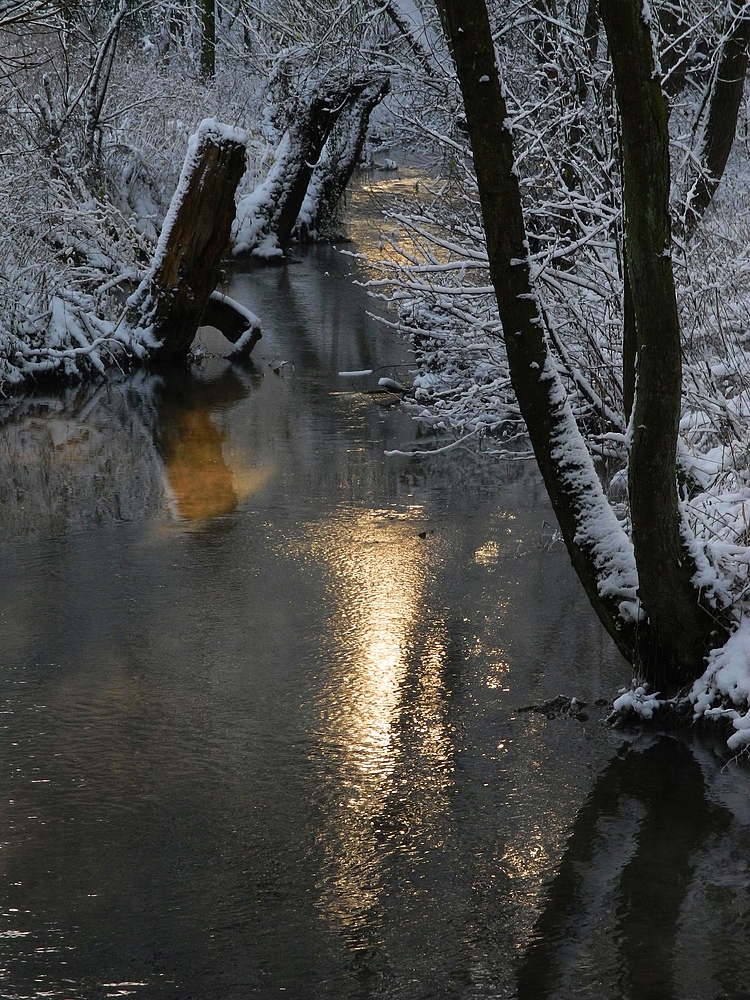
[0,244,748,999]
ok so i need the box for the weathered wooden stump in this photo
[127,120,248,361]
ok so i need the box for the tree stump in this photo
[127,120,247,361]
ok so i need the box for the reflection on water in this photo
[292,509,455,947]
[0,243,748,999]
[152,367,274,522]
[517,736,738,1000]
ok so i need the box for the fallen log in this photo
[127,120,247,361]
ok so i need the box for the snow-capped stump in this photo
[127,120,247,361]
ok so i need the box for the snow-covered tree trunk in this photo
[434,0,728,687]
[233,75,389,258]
[295,74,390,241]
[433,0,641,667]
[684,1,750,234]
[601,0,724,684]
[127,121,247,361]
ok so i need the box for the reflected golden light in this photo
[501,823,554,887]
[485,657,511,691]
[231,465,274,502]
[163,410,272,522]
[474,540,500,566]
[292,508,455,936]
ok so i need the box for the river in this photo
[0,216,749,998]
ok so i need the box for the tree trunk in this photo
[202,292,262,358]
[200,0,216,78]
[658,2,690,98]
[233,76,389,258]
[684,3,750,234]
[127,121,246,361]
[622,257,636,423]
[600,0,722,684]
[295,75,390,241]
[434,0,640,666]
[584,0,599,63]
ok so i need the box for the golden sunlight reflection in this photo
[161,409,272,522]
[293,509,456,937]
[347,168,451,266]
[474,540,500,566]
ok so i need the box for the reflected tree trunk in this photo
[516,738,728,1000]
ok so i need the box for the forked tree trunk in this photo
[434,0,725,687]
[295,75,390,241]
[600,0,723,684]
[234,75,389,258]
[127,121,247,361]
[434,0,640,667]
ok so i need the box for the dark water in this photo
[0,245,749,999]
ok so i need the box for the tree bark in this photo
[658,1,690,98]
[684,2,750,234]
[622,257,636,423]
[233,75,389,257]
[434,0,640,666]
[127,122,246,361]
[295,75,390,241]
[600,0,723,684]
[584,0,599,64]
[200,0,216,78]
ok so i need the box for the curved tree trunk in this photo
[434,0,640,667]
[600,0,723,685]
